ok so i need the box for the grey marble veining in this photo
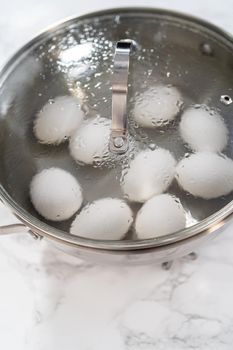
[0,0,233,349]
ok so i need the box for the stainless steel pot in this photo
[0,8,233,264]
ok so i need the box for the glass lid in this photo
[0,8,233,246]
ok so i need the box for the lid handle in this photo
[109,40,137,154]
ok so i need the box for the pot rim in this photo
[1,7,233,251]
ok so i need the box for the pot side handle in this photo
[0,223,42,240]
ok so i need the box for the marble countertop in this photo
[1,0,233,349]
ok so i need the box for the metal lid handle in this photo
[109,40,137,154]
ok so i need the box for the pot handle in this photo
[0,223,42,240]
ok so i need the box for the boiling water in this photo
[0,11,233,238]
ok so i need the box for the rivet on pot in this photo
[113,136,124,148]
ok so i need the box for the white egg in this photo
[134,85,182,128]
[34,96,84,144]
[135,194,186,239]
[70,198,133,240]
[69,117,111,165]
[179,106,228,152]
[121,148,176,203]
[30,167,83,221]
[176,152,233,199]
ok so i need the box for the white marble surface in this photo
[0,0,233,349]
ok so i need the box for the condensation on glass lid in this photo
[11,10,233,241]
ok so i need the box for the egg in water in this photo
[121,148,176,202]
[30,167,83,221]
[69,117,111,165]
[135,194,186,239]
[133,85,182,128]
[179,105,228,152]
[70,198,133,240]
[34,95,84,144]
[176,152,233,199]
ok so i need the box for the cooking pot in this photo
[0,7,233,264]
